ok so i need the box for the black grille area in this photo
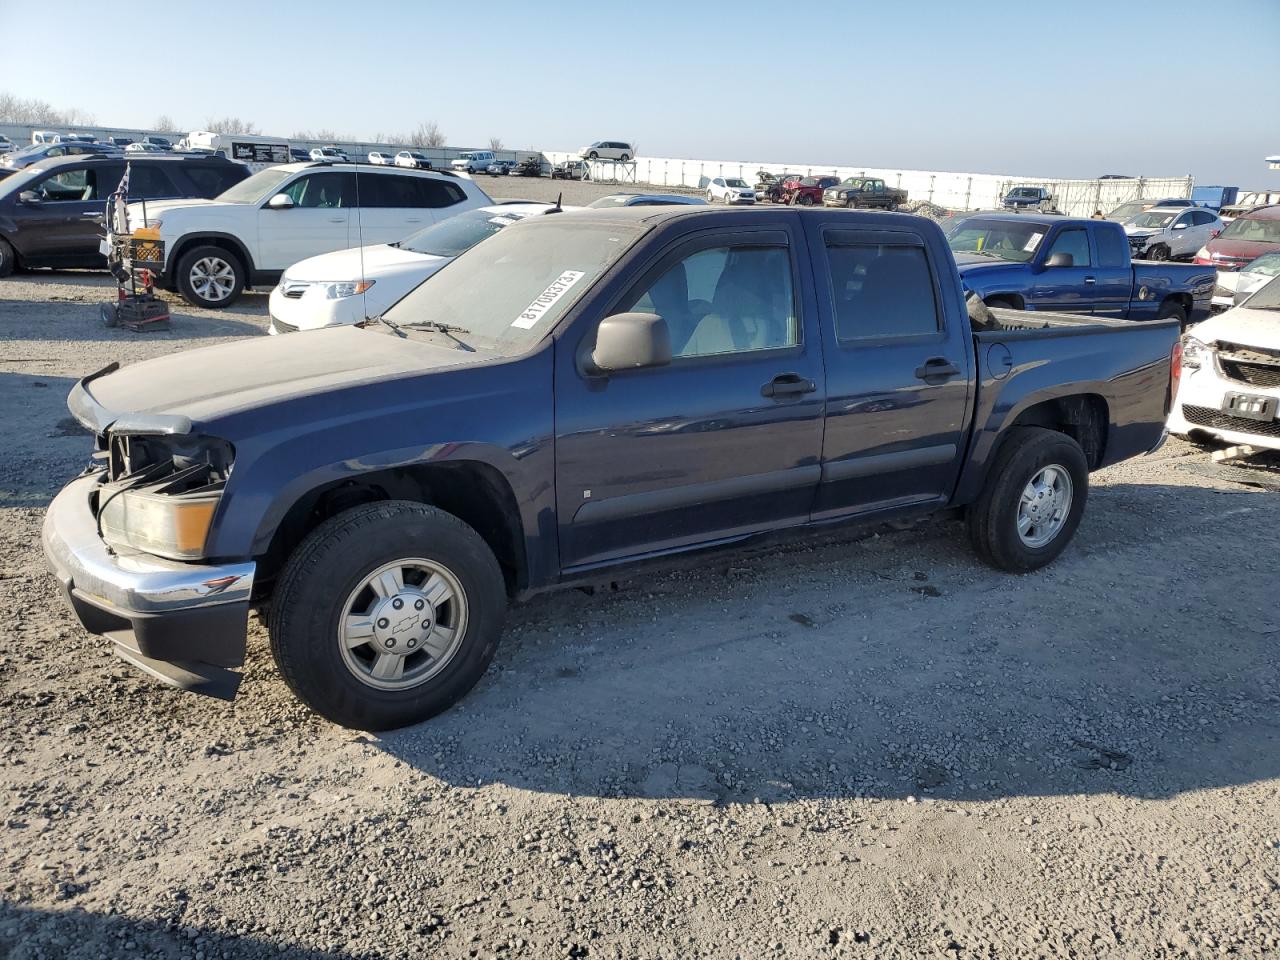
[1182,405,1280,439]
[1221,360,1280,388]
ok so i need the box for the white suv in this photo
[129,162,492,308]
[450,150,494,173]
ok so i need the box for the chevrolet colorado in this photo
[44,207,1179,730]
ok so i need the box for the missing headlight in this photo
[95,434,235,559]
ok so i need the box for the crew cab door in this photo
[802,219,973,518]
[256,171,353,270]
[1087,221,1133,319]
[1026,224,1096,313]
[554,222,825,570]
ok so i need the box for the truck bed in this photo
[974,306,1181,340]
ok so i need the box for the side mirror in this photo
[266,193,295,210]
[590,312,671,373]
[1172,222,1187,230]
[18,190,42,205]
[1044,252,1074,268]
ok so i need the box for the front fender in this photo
[201,349,557,584]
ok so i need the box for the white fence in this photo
[0,120,1213,217]
[544,151,1196,217]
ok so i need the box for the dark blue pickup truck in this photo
[44,207,1180,729]
[947,213,1215,326]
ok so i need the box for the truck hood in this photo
[282,243,445,283]
[1194,306,1280,350]
[82,327,479,432]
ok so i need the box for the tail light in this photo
[1167,340,1183,414]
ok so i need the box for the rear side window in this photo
[1094,224,1128,268]
[1190,210,1215,226]
[824,241,940,340]
[184,165,245,197]
[129,164,178,199]
[410,177,466,208]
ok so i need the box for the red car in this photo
[781,175,840,206]
[1194,204,1280,271]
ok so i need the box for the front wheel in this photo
[588,151,598,160]
[797,194,814,206]
[175,245,245,308]
[966,427,1088,572]
[619,154,630,162]
[270,501,507,730]
[0,237,15,277]
[1146,244,1170,261]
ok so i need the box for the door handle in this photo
[327,217,345,223]
[914,358,960,382]
[1084,276,1096,284]
[761,373,816,398]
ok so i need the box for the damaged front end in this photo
[42,364,255,698]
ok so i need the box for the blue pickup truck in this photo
[43,207,1180,729]
[947,213,1215,326]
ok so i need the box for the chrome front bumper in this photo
[42,473,256,691]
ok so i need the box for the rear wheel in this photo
[620,154,630,162]
[0,237,14,277]
[966,427,1088,572]
[797,194,814,206]
[1156,299,1187,328]
[270,501,507,730]
[985,297,1018,311]
[176,245,245,308]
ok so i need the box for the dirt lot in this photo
[2,188,1279,959]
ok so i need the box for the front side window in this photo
[1046,228,1091,266]
[619,245,798,358]
[281,172,354,208]
[825,241,939,340]
[29,168,100,201]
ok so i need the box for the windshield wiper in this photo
[372,314,407,338]
[375,318,475,351]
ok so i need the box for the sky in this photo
[2,0,1277,187]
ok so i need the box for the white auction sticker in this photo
[1023,232,1043,252]
[511,271,586,329]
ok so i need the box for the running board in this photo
[108,632,243,700]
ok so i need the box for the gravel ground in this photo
[2,205,1279,960]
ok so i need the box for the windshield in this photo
[1130,211,1177,228]
[724,178,747,188]
[1243,253,1280,277]
[948,219,1048,262]
[588,195,636,208]
[381,219,643,355]
[1219,217,1280,243]
[1108,202,1147,220]
[215,167,294,203]
[1240,274,1280,310]
[400,208,539,256]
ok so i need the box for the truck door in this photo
[1087,221,1133,318]
[803,221,972,518]
[554,224,826,570]
[1026,225,1096,313]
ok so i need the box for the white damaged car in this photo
[268,203,573,333]
[1169,275,1280,452]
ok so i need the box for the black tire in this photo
[797,194,814,206]
[0,237,15,278]
[1146,244,1170,261]
[270,501,507,730]
[966,426,1089,573]
[845,199,858,209]
[1156,299,1187,328]
[588,151,598,159]
[620,154,630,162]
[985,297,1018,311]
[175,244,245,308]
